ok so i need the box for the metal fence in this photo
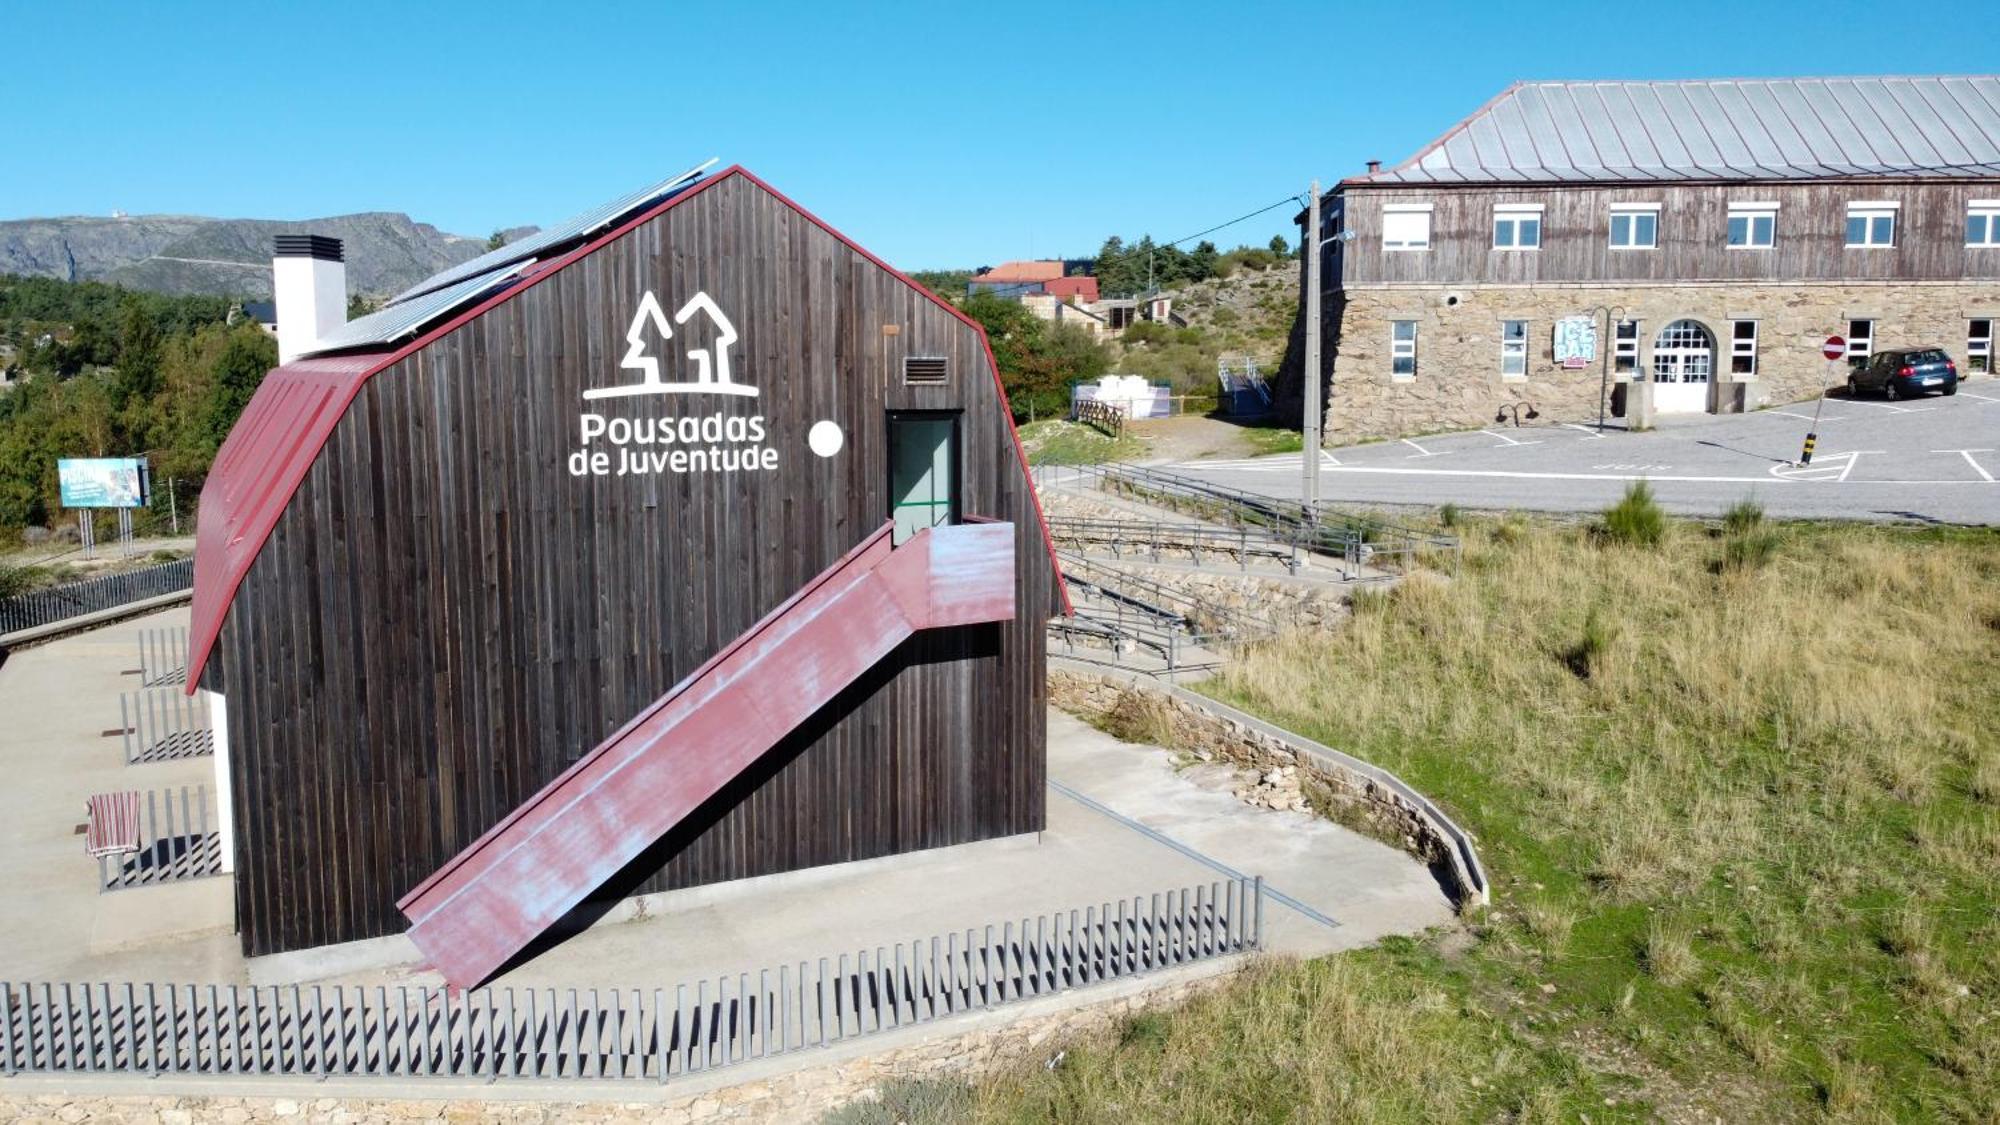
[1069,463,1460,578]
[0,559,193,636]
[2,877,1260,1083]
[97,786,223,893]
[137,627,190,688]
[119,687,213,765]
[1046,516,1299,572]
[1052,553,1278,675]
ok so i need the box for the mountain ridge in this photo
[0,212,540,300]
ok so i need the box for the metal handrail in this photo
[1045,516,1297,571]
[1060,463,1460,577]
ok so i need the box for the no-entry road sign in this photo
[1822,336,1847,361]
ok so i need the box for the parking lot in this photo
[1173,387,2000,525]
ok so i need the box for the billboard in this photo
[57,458,150,509]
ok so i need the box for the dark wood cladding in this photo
[213,174,1052,957]
[1337,180,2000,287]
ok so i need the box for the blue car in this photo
[1848,347,1959,400]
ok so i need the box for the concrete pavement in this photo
[1172,389,2000,524]
[0,614,1454,994]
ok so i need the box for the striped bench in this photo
[84,791,141,858]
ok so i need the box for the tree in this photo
[486,230,508,251]
[347,292,380,320]
[113,298,164,406]
[1269,234,1291,256]
[958,291,1110,420]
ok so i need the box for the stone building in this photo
[1299,77,2000,439]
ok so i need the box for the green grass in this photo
[1234,424,1304,456]
[1016,419,1147,466]
[970,516,2000,1123]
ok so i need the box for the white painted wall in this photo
[205,689,235,874]
[273,255,347,364]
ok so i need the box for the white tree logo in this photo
[585,289,755,399]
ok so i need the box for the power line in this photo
[1160,194,1309,250]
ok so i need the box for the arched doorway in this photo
[1651,320,1714,414]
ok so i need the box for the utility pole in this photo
[1302,180,1323,511]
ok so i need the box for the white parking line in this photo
[1401,438,1449,458]
[1480,429,1544,447]
[1766,409,1848,423]
[1324,465,1780,484]
[1957,390,2000,403]
[1842,399,1935,414]
[1562,424,1607,440]
[1770,451,1857,481]
[1934,449,1997,482]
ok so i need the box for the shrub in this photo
[1600,481,1665,547]
[1438,502,1461,528]
[1721,530,1781,572]
[821,1077,973,1125]
[1722,498,1765,536]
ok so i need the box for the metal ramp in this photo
[399,520,1017,989]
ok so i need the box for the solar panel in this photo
[386,158,718,306]
[308,261,532,354]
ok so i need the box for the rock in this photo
[272,1099,301,1117]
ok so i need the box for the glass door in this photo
[888,412,958,545]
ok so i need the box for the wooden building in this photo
[1294,77,2000,437]
[185,165,1067,979]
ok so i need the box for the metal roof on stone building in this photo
[1358,77,2000,185]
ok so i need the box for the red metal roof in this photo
[184,167,1069,693]
[1044,276,1100,302]
[974,260,1067,283]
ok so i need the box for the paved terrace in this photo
[0,606,1451,998]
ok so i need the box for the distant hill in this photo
[0,213,540,299]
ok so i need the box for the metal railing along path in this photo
[1050,463,1460,579]
[118,687,213,765]
[0,878,1260,1083]
[96,786,223,893]
[136,627,189,688]
[0,559,193,635]
[1045,515,1299,572]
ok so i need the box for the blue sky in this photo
[5,0,1995,269]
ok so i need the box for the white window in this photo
[1390,320,1418,379]
[1730,320,1758,377]
[1847,318,1874,370]
[1970,318,1993,373]
[1500,320,1528,379]
[1727,203,1777,249]
[1493,204,1543,250]
[1845,202,1897,247]
[1614,320,1640,376]
[1382,203,1432,251]
[1608,205,1658,249]
[1968,202,2000,247]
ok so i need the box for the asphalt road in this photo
[1168,387,2000,525]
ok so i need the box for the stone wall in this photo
[0,969,1242,1124]
[1048,667,1484,908]
[1323,280,1999,440]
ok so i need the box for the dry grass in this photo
[957,517,2000,1123]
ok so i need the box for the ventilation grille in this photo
[903,356,948,385]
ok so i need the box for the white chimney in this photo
[272,235,347,363]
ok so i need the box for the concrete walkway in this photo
[0,610,1453,996]
[0,604,238,982]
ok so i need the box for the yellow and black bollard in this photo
[1799,432,1817,466]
